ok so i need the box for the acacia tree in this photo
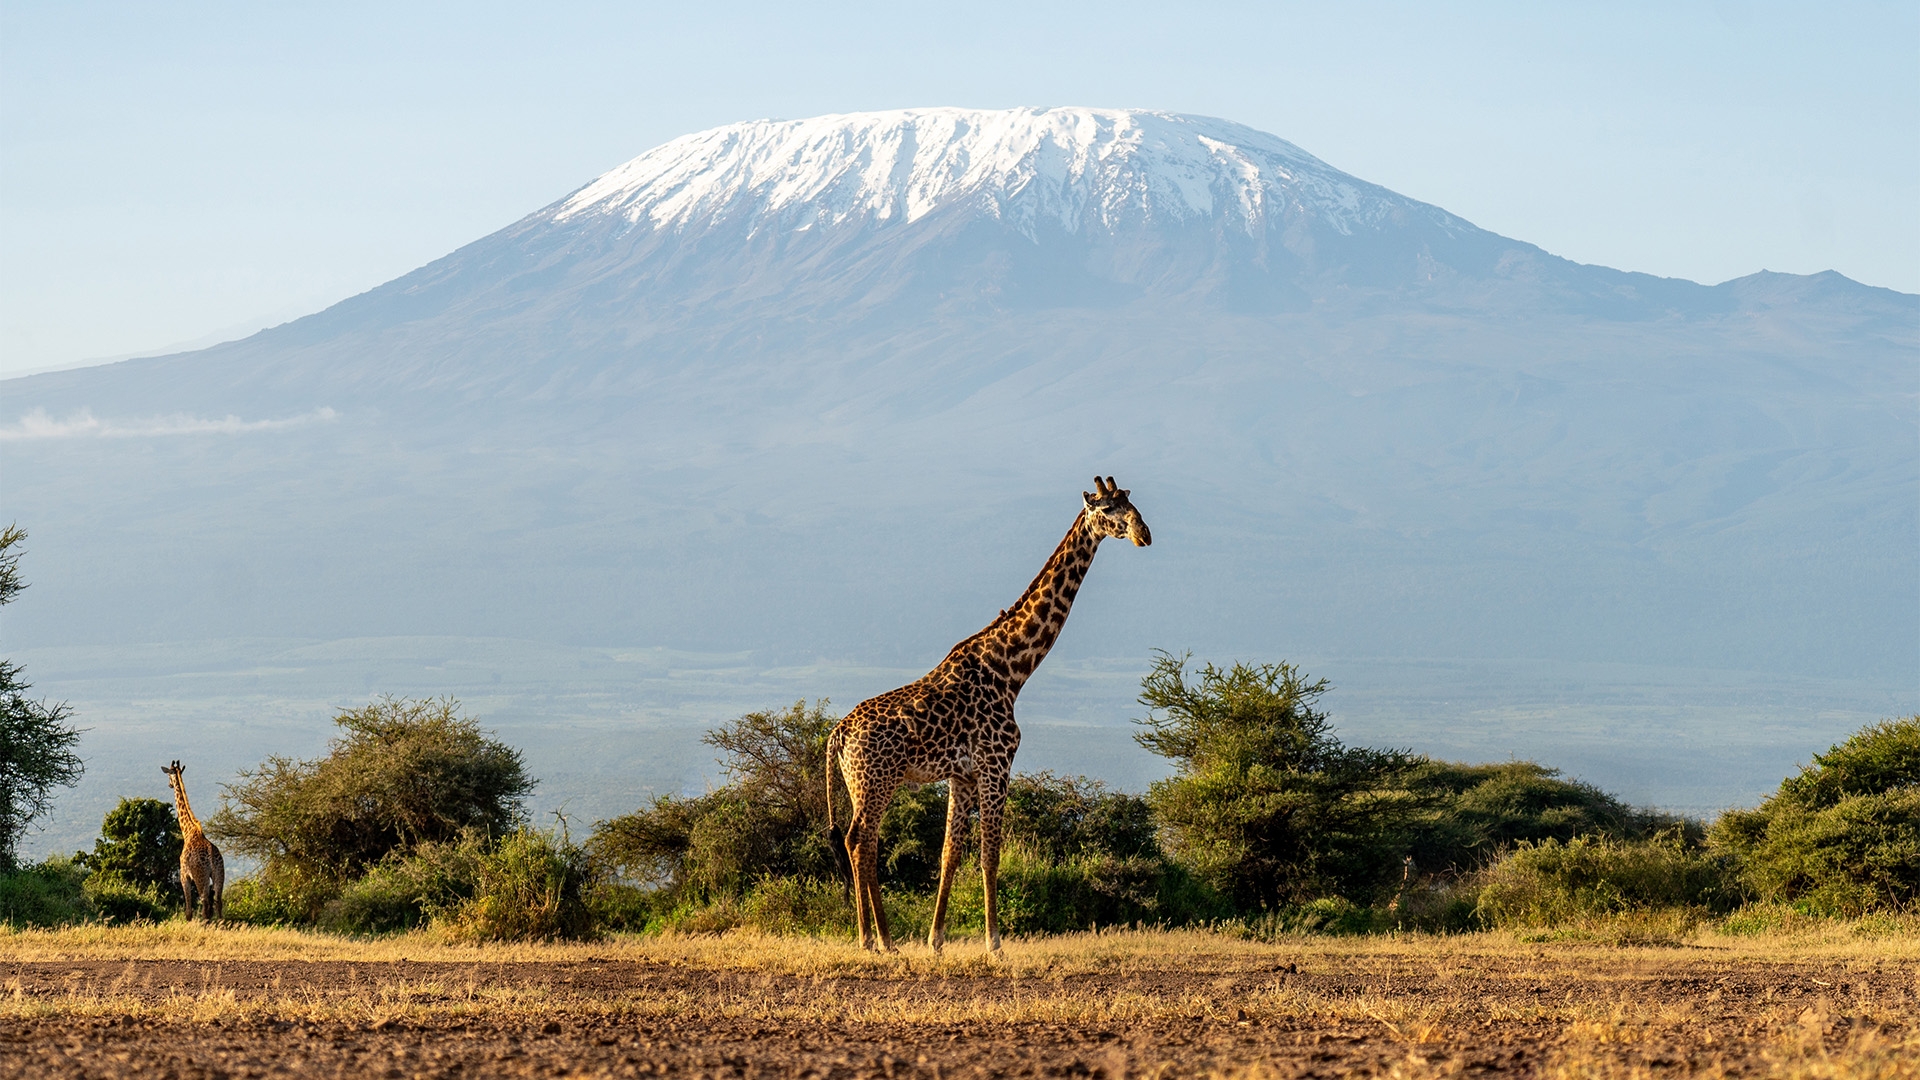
[209,697,532,901]
[0,525,84,870]
[1134,650,1420,908]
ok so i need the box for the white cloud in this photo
[0,406,338,440]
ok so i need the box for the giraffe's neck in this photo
[946,511,1101,695]
[171,785,203,839]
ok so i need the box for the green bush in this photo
[316,834,486,934]
[78,797,183,905]
[1235,897,1391,938]
[991,846,1206,934]
[1135,651,1424,908]
[584,881,663,932]
[1399,761,1682,872]
[1711,717,1920,916]
[82,874,172,924]
[0,856,90,927]
[591,701,846,899]
[444,828,599,942]
[857,772,1161,894]
[221,878,305,926]
[209,697,532,908]
[1006,772,1159,861]
[739,876,854,936]
[922,842,1228,937]
[875,781,951,889]
[1475,833,1737,928]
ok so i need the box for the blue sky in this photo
[2,1,1914,376]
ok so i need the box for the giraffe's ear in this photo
[1082,491,1095,507]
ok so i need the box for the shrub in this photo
[739,876,854,936]
[589,791,714,892]
[1006,772,1158,861]
[444,828,599,942]
[209,697,532,907]
[585,880,669,933]
[1135,651,1423,908]
[221,877,305,926]
[875,781,951,889]
[1711,717,1920,916]
[1475,833,1737,928]
[1237,897,1390,938]
[82,875,173,925]
[591,701,844,899]
[1398,761,1678,872]
[928,842,1228,937]
[0,856,90,927]
[318,833,486,934]
[78,797,183,903]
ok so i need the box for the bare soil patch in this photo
[0,935,1913,1078]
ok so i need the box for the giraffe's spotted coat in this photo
[829,477,1151,952]
[162,760,225,923]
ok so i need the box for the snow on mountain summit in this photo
[550,107,1468,241]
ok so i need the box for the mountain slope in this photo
[3,106,1914,690]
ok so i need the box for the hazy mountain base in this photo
[9,302,1914,682]
[14,635,1905,861]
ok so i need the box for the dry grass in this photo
[4,915,1915,969]
[2,922,1914,1078]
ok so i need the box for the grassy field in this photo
[0,921,1914,1078]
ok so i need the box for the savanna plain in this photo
[1,921,1915,1080]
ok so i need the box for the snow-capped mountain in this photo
[551,108,1463,240]
[2,108,1914,850]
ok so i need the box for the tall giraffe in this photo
[161,760,224,922]
[828,477,1152,952]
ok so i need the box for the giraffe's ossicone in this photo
[162,760,225,923]
[828,476,1152,952]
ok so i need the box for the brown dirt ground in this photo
[0,951,1912,1078]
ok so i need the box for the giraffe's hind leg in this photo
[864,825,894,951]
[845,820,874,949]
[209,849,225,922]
[844,789,896,953]
[928,779,977,952]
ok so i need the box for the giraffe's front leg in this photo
[928,779,977,953]
[180,867,195,923]
[977,771,1009,952]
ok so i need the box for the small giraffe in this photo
[162,760,224,922]
[828,477,1152,952]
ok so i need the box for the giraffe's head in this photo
[1082,476,1152,547]
[161,760,185,791]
